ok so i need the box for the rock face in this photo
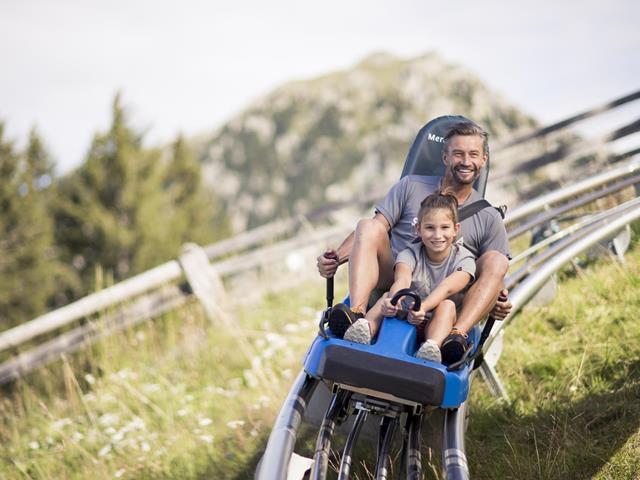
[198,52,537,232]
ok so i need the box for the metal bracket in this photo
[479,329,509,402]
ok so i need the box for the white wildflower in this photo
[114,468,126,478]
[250,429,259,437]
[185,394,194,402]
[116,369,138,380]
[84,373,96,385]
[141,442,150,452]
[262,348,275,359]
[176,408,188,417]
[281,369,293,379]
[226,420,245,430]
[71,432,85,442]
[198,418,212,427]
[243,370,259,389]
[255,338,266,349]
[126,417,145,431]
[111,431,125,443]
[142,383,161,394]
[83,393,97,402]
[199,435,214,444]
[135,331,145,342]
[299,306,315,316]
[100,393,117,404]
[284,324,299,333]
[51,418,72,430]
[98,444,112,457]
[99,413,120,427]
[29,441,40,450]
[265,333,281,343]
[251,357,262,369]
[105,427,117,435]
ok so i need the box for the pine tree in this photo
[55,95,162,284]
[164,134,230,247]
[0,124,59,327]
[52,94,232,299]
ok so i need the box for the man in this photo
[317,121,512,363]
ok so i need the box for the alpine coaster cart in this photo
[257,116,504,480]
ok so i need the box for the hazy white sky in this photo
[1,0,638,173]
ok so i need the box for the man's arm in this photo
[316,212,391,278]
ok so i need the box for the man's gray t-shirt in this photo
[375,175,510,259]
[396,243,476,309]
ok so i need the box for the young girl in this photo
[344,192,476,363]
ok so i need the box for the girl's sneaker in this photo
[344,319,372,344]
[415,339,441,363]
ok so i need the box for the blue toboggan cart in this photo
[256,116,500,480]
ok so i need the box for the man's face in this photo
[442,134,487,185]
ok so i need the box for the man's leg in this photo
[348,218,395,312]
[454,251,509,333]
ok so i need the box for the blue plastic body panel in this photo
[303,316,480,409]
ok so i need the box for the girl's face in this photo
[416,208,460,256]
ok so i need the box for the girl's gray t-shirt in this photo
[375,175,510,259]
[395,243,476,308]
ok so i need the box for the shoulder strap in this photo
[458,199,506,221]
[458,199,491,221]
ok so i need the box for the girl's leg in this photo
[363,296,385,337]
[426,299,456,346]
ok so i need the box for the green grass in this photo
[467,245,640,479]
[0,281,331,479]
[1,237,638,479]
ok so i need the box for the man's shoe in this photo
[415,339,442,363]
[344,319,372,344]
[328,303,364,339]
[441,329,469,365]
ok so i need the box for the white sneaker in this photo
[416,339,442,363]
[343,319,372,344]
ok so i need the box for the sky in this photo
[1,0,638,173]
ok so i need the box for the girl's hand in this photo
[407,308,426,326]
[381,293,398,317]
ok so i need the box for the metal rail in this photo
[505,156,640,226]
[507,171,640,239]
[256,372,319,480]
[485,206,640,355]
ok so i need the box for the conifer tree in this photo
[0,124,58,327]
[54,94,167,284]
[164,134,230,246]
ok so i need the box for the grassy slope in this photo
[468,246,640,479]
[1,239,638,479]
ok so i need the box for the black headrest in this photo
[400,115,490,197]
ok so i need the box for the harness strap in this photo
[458,199,505,221]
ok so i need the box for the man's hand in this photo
[317,249,339,278]
[380,293,398,317]
[407,307,427,326]
[491,288,512,321]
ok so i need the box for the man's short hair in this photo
[443,121,489,157]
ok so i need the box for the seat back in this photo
[400,115,490,197]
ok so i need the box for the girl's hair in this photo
[418,191,459,224]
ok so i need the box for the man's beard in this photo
[451,165,480,185]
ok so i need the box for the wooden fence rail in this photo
[0,91,638,383]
